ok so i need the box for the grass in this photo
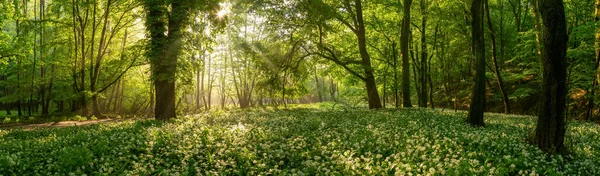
[0,103,598,175]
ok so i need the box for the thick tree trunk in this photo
[534,0,568,154]
[144,0,185,120]
[92,95,101,117]
[401,0,414,108]
[155,80,176,119]
[467,0,486,127]
[485,0,511,114]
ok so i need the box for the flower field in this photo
[0,104,598,175]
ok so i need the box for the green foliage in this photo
[510,88,537,101]
[0,105,598,175]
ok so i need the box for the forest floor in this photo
[0,118,132,131]
[0,103,598,175]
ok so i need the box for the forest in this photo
[0,0,599,175]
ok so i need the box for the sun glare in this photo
[217,2,231,18]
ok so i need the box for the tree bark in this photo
[534,0,568,154]
[467,0,486,127]
[401,0,414,108]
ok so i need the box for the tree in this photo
[534,0,568,154]
[485,0,510,114]
[143,0,187,119]
[401,0,413,108]
[586,0,600,121]
[467,0,486,126]
[418,0,429,108]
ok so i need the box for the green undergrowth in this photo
[0,103,598,175]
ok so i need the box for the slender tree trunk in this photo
[411,35,420,106]
[383,73,387,108]
[196,55,202,111]
[201,55,207,110]
[207,54,213,110]
[467,0,486,127]
[87,0,98,117]
[16,1,24,117]
[392,42,399,108]
[329,75,336,102]
[419,0,428,108]
[314,66,322,102]
[401,0,413,108]
[106,28,127,114]
[44,61,54,115]
[428,51,434,108]
[485,0,511,114]
[40,0,48,115]
[282,70,287,108]
[586,0,600,121]
[29,0,38,117]
[534,0,568,154]
[532,0,544,72]
[429,25,439,109]
[509,0,523,32]
[107,83,117,113]
[355,0,382,109]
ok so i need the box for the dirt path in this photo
[0,118,134,131]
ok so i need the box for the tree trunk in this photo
[419,0,428,108]
[207,54,213,110]
[144,0,185,120]
[485,0,511,114]
[44,62,54,115]
[282,70,287,108]
[329,75,336,102]
[201,55,207,110]
[355,0,382,109]
[467,0,486,127]
[314,66,323,102]
[29,0,38,117]
[586,0,600,121]
[392,42,400,108]
[534,0,568,154]
[383,73,387,108]
[401,0,413,108]
[196,55,201,110]
[532,0,544,76]
[40,0,48,115]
